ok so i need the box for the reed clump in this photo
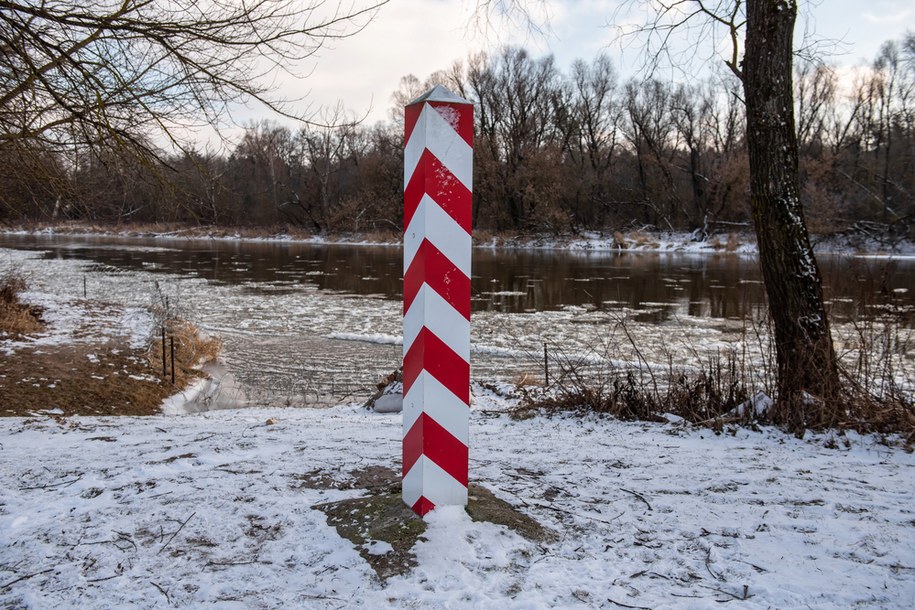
[0,272,43,337]
[512,313,914,444]
[146,318,222,388]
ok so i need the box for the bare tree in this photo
[0,0,388,159]
[741,0,839,424]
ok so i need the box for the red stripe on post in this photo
[429,101,474,147]
[402,328,470,404]
[403,240,471,319]
[404,150,473,233]
[404,104,423,149]
[402,413,469,486]
[412,496,435,516]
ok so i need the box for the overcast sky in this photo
[226,0,914,134]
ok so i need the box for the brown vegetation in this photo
[146,318,222,390]
[0,272,43,337]
[511,316,915,445]
[0,342,175,416]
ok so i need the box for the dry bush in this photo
[0,272,43,336]
[512,348,751,425]
[630,230,660,248]
[147,318,222,387]
[510,311,914,442]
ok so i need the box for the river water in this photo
[2,233,912,406]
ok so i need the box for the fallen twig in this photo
[20,474,83,491]
[151,581,172,605]
[705,547,724,581]
[521,496,624,526]
[158,512,196,555]
[621,488,652,511]
[1,568,54,589]
[86,573,122,583]
[205,559,264,568]
[607,598,653,610]
[699,583,751,602]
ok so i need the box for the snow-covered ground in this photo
[1,398,914,609]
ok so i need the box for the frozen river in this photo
[2,234,912,406]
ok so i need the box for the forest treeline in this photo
[2,36,913,241]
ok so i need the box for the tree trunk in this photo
[743,0,840,428]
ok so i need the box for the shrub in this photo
[0,272,43,337]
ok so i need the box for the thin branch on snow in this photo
[158,511,196,555]
[1,568,54,590]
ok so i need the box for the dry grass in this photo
[612,231,628,250]
[511,315,915,443]
[0,342,176,416]
[0,312,222,417]
[630,230,660,249]
[0,272,44,337]
[512,349,752,426]
[709,233,742,252]
[146,318,222,389]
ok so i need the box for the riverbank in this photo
[2,234,913,417]
[0,272,220,417]
[4,221,914,256]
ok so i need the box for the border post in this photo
[402,85,473,516]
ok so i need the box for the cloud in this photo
[861,10,913,24]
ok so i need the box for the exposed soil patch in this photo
[0,340,175,416]
[315,491,426,581]
[308,465,555,581]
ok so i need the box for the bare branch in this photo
[0,0,390,158]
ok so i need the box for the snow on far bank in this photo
[1,399,913,609]
[4,225,914,256]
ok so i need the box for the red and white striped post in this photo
[402,85,473,516]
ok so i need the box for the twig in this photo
[629,570,671,581]
[607,598,653,610]
[158,512,196,555]
[19,474,83,491]
[86,573,122,583]
[698,583,751,601]
[525,497,624,525]
[734,558,768,573]
[151,581,172,605]
[205,559,264,568]
[1,568,54,589]
[621,488,652,511]
[114,531,137,551]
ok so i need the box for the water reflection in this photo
[1,233,912,324]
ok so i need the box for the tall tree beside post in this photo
[741,0,839,426]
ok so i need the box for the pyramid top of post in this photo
[407,85,472,107]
